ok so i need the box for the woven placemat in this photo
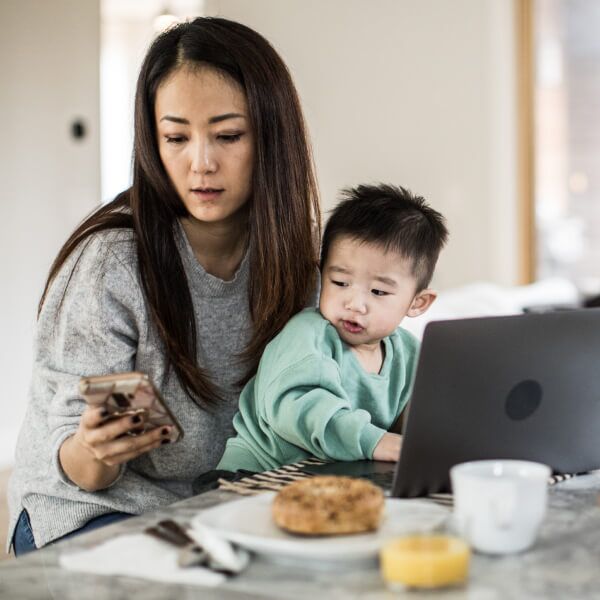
[217,458,326,496]
[217,459,578,507]
[216,458,457,506]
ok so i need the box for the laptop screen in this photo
[392,308,600,497]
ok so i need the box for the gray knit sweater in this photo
[7,224,254,549]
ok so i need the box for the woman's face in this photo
[155,66,254,225]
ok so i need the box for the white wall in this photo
[217,0,519,289]
[0,0,100,467]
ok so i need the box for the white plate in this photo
[191,492,449,567]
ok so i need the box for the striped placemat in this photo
[217,459,579,508]
[217,458,326,496]
[215,458,460,505]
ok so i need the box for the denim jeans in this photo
[12,509,133,557]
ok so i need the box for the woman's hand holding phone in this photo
[59,372,183,491]
[60,406,175,492]
[77,404,174,463]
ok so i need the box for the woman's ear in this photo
[406,289,437,318]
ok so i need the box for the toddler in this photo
[217,184,448,472]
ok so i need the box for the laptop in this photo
[304,308,600,497]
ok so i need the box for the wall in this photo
[0,0,100,467]
[217,0,520,289]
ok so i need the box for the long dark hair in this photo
[40,17,321,407]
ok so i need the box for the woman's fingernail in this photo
[161,439,170,445]
[161,427,170,436]
[131,415,141,424]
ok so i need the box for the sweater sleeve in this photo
[37,234,145,489]
[260,356,385,461]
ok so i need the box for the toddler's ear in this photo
[406,289,437,318]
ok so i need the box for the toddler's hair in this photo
[321,184,448,290]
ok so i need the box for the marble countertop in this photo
[2,473,600,600]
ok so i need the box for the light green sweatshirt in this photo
[217,308,419,472]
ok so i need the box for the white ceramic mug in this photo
[450,460,551,555]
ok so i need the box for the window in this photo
[534,0,600,294]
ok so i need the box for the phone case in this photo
[79,372,183,443]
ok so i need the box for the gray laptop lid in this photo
[392,308,600,497]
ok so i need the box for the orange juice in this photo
[380,535,470,589]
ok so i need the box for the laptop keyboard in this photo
[368,471,394,490]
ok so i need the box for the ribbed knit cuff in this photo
[52,429,125,491]
[359,424,387,459]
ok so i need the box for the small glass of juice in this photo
[379,532,471,591]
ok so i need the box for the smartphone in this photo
[79,372,183,443]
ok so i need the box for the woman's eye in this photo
[332,280,348,287]
[371,289,389,297]
[218,133,243,143]
[165,135,186,144]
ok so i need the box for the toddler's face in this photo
[319,236,424,348]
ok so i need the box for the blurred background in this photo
[0,0,598,489]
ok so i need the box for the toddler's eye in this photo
[332,280,348,287]
[371,289,389,296]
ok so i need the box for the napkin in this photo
[59,533,228,586]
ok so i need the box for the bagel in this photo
[272,475,384,536]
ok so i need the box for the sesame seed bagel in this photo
[272,475,385,536]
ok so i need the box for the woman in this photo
[8,17,320,555]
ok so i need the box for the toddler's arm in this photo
[261,357,386,461]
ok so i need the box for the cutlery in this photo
[146,519,236,573]
[145,519,248,575]
[145,519,211,568]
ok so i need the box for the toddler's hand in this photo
[372,432,402,462]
